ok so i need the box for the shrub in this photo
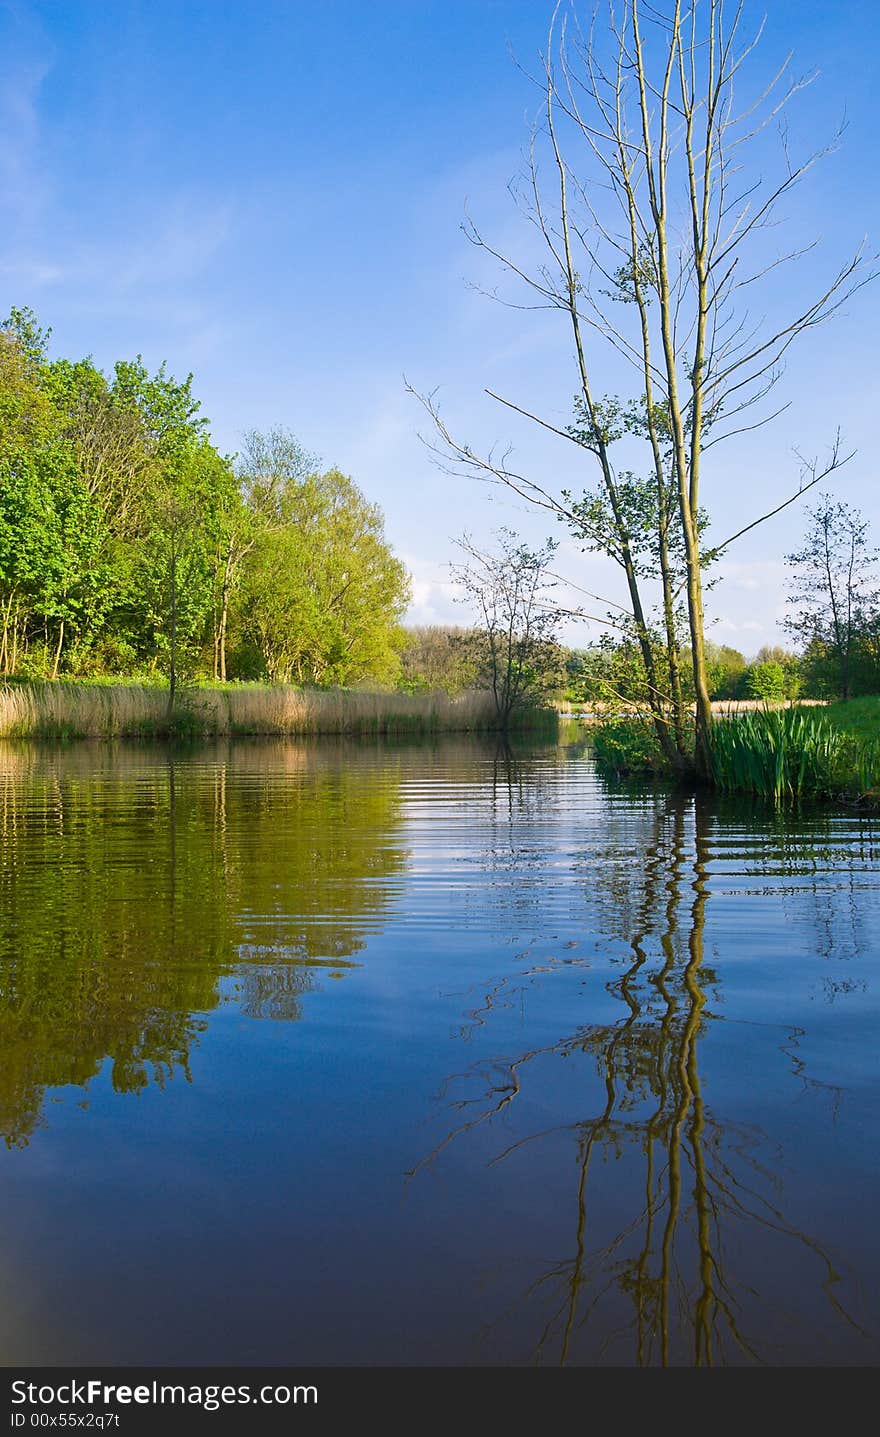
[742,660,787,702]
[593,718,666,776]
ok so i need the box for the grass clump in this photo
[711,705,880,801]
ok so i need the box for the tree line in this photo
[401,492,880,710]
[0,307,409,688]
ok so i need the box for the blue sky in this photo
[2,0,878,654]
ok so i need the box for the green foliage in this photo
[752,645,802,699]
[702,642,747,699]
[799,630,880,699]
[239,467,410,685]
[0,308,409,691]
[742,660,787,702]
[710,707,880,801]
[592,718,669,776]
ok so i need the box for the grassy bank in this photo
[0,680,558,740]
[710,706,880,801]
[592,700,880,803]
[822,696,880,742]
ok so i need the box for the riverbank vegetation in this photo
[0,308,409,691]
[710,708,880,802]
[593,700,880,805]
[0,681,559,741]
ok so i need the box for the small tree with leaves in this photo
[452,529,562,726]
[785,497,878,701]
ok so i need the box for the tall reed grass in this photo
[0,682,555,740]
[710,706,880,800]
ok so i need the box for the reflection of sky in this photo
[0,740,878,1363]
[1,2,878,651]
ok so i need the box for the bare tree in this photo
[452,529,562,726]
[413,0,871,776]
[785,496,878,700]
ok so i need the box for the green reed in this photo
[710,706,880,801]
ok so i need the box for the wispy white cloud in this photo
[402,555,460,626]
[108,199,235,293]
[0,55,53,226]
[0,257,64,285]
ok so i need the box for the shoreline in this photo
[0,680,558,741]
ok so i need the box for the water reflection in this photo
[0,741,408,1146]
[412,785,872,1366]
[0,736,876,1366]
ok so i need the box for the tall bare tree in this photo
[414,0,870,776]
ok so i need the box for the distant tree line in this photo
[400,497,880,711]
[0,307,409,687]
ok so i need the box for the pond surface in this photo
[0,734,878,1367]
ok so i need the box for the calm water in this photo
[0,734,878,1367]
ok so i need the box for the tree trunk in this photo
[657,521,686,759]
[10,602,21,676]
[0,591,13,674]
[51,619,65,681]
[167,536,177,719]
[218,541,234,683]
[681,532,714,780]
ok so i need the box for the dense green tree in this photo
[742,661,787,703]
[240,467,410,685]
[212,428,316,681]
[0,310,408,689]
[753,646,802,701]
[703,643,747,701]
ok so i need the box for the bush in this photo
[593,718,667,776]
[742,660,787,702]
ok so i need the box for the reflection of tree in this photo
[412,795,868,1366]
[0,740,407,1146]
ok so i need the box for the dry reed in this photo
[0,682,530,740]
